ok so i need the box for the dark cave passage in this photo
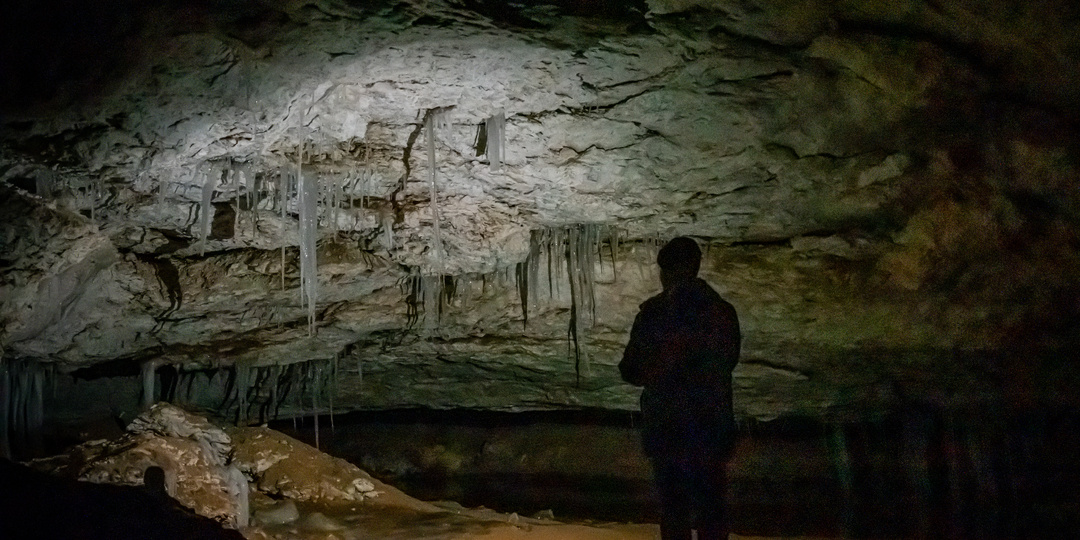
[276,407,1080,539]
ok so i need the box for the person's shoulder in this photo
[639,292,667,312]
[695,279,737,312]
[691,278,722,300]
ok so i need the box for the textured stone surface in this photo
[229,425,379,503]
[30,403,249,528]
[2,0,1079,422]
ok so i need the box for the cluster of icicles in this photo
[2,108,619,457]
[140,356,341,450]
[187,156,373,337]
[0,357,54,459]
[180,108,508,337]
[402,223,621,384]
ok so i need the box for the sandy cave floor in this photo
[243,472,830,540]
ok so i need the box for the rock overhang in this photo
[1,0,1078,424]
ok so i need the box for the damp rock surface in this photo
[28,403,249,528]
[229,425,378,503]
[18,404,679,540]
[1,0,1079,424]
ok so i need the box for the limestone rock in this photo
[31,405,249,528]
[229,426,378,503]
[126,402,233,466]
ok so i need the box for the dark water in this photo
[278,407,1080,539]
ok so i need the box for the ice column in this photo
[298,164,319,336]
[485,110,505,172]
[426,112,445,270]
[199,164,215,256]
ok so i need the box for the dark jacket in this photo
[619,278,740,463]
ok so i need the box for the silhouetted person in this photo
[620,237,740,540]
[143,465,168,496]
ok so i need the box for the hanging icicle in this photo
[485,109,506,172]
[425,109,447,272]
[235,364,251,425]
[380,206,394,251]
[230,163,240,238]
[141,360,158,410]
[2,359,47,459]
[298,155,319,337]
[278,171,286,290]
[199,163,216,256]
[330,170,341,239]
[515,224,620,383]
[421,273,442,338]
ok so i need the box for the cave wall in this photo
[2,0,1079,430]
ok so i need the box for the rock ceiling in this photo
[1,0,1079,421]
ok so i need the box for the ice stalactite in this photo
[485,109,506,172]
[141,360,158,410]
[357,169,368,227]
[236,162,257,240]
[2,358,50,459]
[380,206,394,250]
[199,163,216,256]
[346,170,355,213]
[401,270,421,330]
[421,274,443,339]
[89,177,98,222]
[426,109,450,272]
[565,226,589,381]
[298,143,319,336]
[268,365,282,421]
[329,170,341,239]
[329,353,337,433]
[236,364,251,425]
[225,465,250,528]
[229,164,240,239]
[202,357,340,429]
[279,171,290,291]
[519,224,617,383]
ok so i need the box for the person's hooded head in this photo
[657,236,701,289]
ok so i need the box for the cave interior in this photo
[2,0,1080,538]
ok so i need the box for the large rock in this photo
[229,426,378,503]
[30,403,249,528]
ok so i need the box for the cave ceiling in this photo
[1,0,1079,421]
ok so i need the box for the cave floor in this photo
[243,460,830,540]
[245,494,831,540]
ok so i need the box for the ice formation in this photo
[226,465,250,528]
[199,163,216,256]
[516,224,619,383]
[421,274,442,338]
[141,360,158,410]
[426,109,450,271]
[1,359,50,459]
[298,162,319,336]
[279,171,290,290]
[485,110,506,171]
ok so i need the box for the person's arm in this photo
[621,300,692,387]
[716,301,740,372]
[619,310,655,386]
